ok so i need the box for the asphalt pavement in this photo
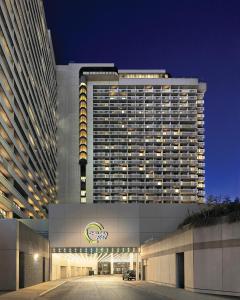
[39,276,234,300]
[40,276,169,300]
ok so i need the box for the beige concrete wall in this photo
[141,221,240,297]
[51,253,93,280]
[18,222,49,287]
[49,203,202,248]
[0,220,49,291]
[146,255,174,286]
[193,222,240,297]
[0,219,18,291]
[49,204,140,248]
[142,228,193,288]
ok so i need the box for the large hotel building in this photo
[1,3,240,298]
[0,0,57,219]
[3,2,239,298]
[57,64,206,205]
[0,1,206,218]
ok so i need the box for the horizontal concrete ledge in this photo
[39,281,67,296]
[147,281,235,300]
[186,287,240,297]
[142,238,240,259]
[148,280,176,288]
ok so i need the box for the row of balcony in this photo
[93,174,202,179]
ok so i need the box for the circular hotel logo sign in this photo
[84,222,108,244]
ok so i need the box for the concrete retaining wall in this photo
[192,222,240,297]
[0,220,49,291]
[18,222,49,288]
[141,221,240,297]
[0,219,18,291]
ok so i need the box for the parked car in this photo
[122,270,136,280]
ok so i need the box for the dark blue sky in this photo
[44,0,240,197]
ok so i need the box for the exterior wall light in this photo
[34,253,39,261]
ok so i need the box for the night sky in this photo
[44,0,240,198]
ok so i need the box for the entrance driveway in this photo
[40,276,233,300]
[0,276,234,300]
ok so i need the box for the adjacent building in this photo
[0,0,57,219]
[57,64,206,204]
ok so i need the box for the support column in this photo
[130,253,134,270]
[95,260,98,275]
[136,253,139,281]
[110,253,114,275]
[140,258,143,281]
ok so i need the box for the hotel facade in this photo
[4,1,240,299]
[57,64,206,205]
[0,0,57,219]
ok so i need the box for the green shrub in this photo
[178,200,240,229]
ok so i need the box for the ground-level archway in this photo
[51,247,140,280]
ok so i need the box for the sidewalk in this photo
[146,281,238,300]
[0,279,67,300]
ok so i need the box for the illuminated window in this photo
[28,134,35,146]
[80,116,87,123]
[28,198,34,205]
[80,95,87,101]
[80,152,87,160]
[80,88,87,94]
[35,126,40,136]
[80,101,87,109]
[0,106,11,127]
[28,186,34,193]
[80,145,87,152]
[119,73,168,79]
[0,208,7,218]
[80,130,87,137]
[80,108,87,115]
[80,137,87,144]
[80,123,87,131]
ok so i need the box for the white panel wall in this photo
[142,220,240,297]
[49,204,140,247]
[56,63,115,204]
[0,220,18,291]
[49,203,201,248]
[56,65,80,203]
[193,222,240,296]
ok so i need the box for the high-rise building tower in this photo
[57,64,206,204]
[0,0,57,219]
